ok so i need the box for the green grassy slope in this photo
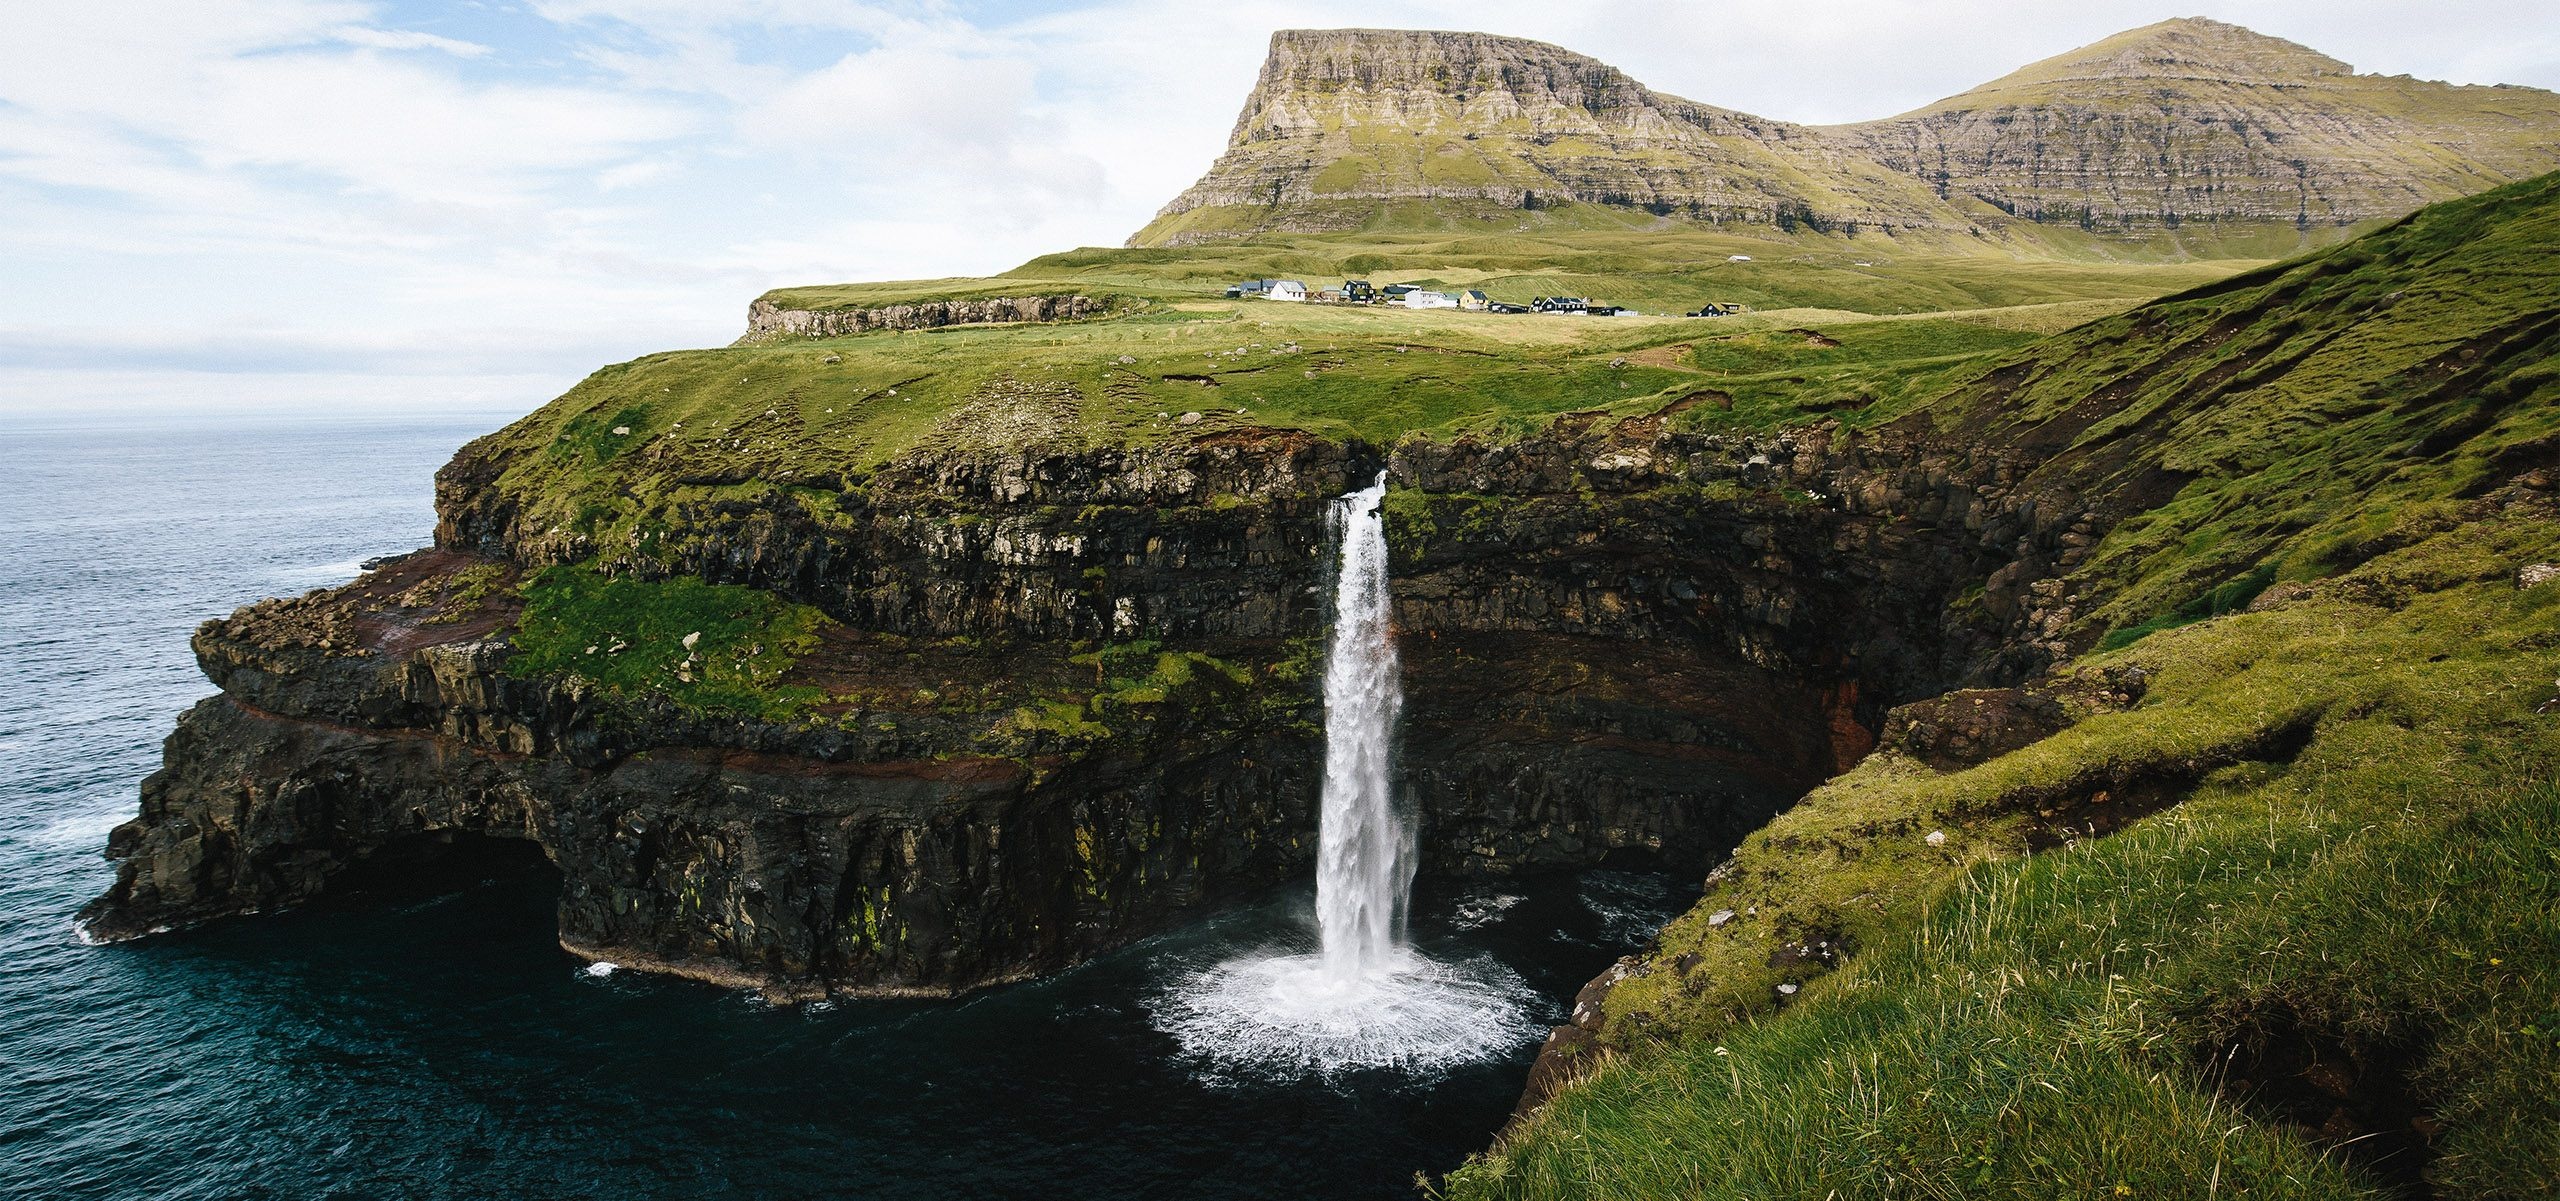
[764,212,2276,318]
[1451,174,2560,1199]
[1453,516,2560,1199]
[1928,171,2560,647]
[490,206,2272,553]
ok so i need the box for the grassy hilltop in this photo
[476,223,2245,552]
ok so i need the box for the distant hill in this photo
[1846,18,2560,229]
[1132,20,2560,248]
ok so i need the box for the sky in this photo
[2,1,2555,419]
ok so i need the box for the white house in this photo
[1266,280,1308,302]
[1402,290,1457,310]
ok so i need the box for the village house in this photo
[1267,280,1309,302]
[1458,289,1490,311]
[1402,289,1457,310]
[1341,279,1377,302]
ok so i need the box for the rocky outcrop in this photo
[81,551,1328,997]
[742,294,1111,341]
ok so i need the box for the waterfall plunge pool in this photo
[1149,475,1563,1085]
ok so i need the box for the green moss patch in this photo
[506,565,834,720]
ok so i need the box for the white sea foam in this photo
[1450,893,1524,930]
[1154,947,1539,1080]
[273,557,369,589]
[1579,874,1677,943]
[36,806,127,848]
[583,961,618,978]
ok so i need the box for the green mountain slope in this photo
[1847,18,2560,229]
[1452,171,2560,1201]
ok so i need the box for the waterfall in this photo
[1316,473,1412,981]
[1150,472,1536,1079]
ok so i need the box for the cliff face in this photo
[741,294,1110,342]
[81,395,2111,998]
[89,555,1321,997]
[1136,28,1967,245]
[1132,21,2560,245]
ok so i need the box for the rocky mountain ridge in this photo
[1134,19,2560,245]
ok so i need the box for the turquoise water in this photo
[0,413,1689,1199]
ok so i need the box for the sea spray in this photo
[1152,473,1536,1078]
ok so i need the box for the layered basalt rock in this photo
[81,552,1328,996]
[87,393,2115,998]
[1133,22,2560,245]
[1842,19,2560,230]
[1135,28,1968,245]
[742,294,1110,342]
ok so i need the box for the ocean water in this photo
[0,412,1693,1200]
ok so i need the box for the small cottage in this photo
[1267,280,1308,302]
[1459,289,1490,311]
[1402,290,1457,310]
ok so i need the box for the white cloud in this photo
[328,25,493,57]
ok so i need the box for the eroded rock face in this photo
[1134,22,2560,245]
[1843,18,2560,230]
[742,294,1110,342]
[82,555,1324,996]
[88,403,2115,998]
[1138,28,1967,244]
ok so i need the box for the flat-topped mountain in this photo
[1133,20,2560,246]
[1134,28,1969,245]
